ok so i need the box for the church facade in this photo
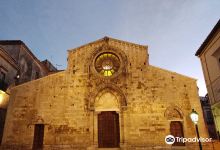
[2,37,209,149]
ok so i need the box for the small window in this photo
[33,124,44,150]
[0,72,5,81]
[0,72,7,91]
[170,121,185,146]
[212,47,220,68]
[35,72,39,79]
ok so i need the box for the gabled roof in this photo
[68,36,147,52]
[195,19,220,56]
[0,40,39,62]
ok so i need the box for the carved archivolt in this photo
[89,85,127,111]
[95,91,119,111]
[164,106,183,120]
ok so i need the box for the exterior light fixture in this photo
[190,109,199,124]
[14,73,20,85]
[16,74,20,79]
[190,109,202,150]
[0,90,9,108]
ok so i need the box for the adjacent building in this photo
[195,19,220,136]
[200,94,217,139]
[1,37,209,149]
[0,40,57,144]
[0,40,58,87]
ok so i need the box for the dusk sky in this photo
[0,0,220,96]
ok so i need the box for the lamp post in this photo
[190,109,202,150]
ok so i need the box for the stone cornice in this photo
[0,40,50,73]
[0,47,18,70]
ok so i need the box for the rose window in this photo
[95,53,120,77]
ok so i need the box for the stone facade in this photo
[195,19,220,136]
[2,37,210,149]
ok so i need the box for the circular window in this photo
[95,53,120,77]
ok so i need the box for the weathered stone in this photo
[2,37,210,149]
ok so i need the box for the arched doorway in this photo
[98,111,120,148]
[89,87,127,148]
[164,106,185,146]
[92,90,124,148]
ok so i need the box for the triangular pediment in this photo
[68,36,147,52]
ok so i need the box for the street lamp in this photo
[190,109,202,150]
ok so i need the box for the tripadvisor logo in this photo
[165,135,212,144]
[165,135,175,144]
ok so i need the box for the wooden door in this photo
[32,124,44,150]
[170,121,185,146]
[98,111,120,148]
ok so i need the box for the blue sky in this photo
[0,0,220,96]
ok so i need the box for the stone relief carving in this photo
[164,106,183,120]
[88,86,127,111]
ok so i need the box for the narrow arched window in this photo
[35,72,39,79]
[170,121,185,146]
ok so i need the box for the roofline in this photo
[0,47,18,70]
[0,40,49,73]
[0,40,41,64]
[149,65,197,81]
[0,40,23,45]
[195,19,220,56]
[68,36,148,52]
[10,71,65,90]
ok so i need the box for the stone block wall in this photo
[1,37,210,149]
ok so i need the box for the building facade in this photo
[2,37,209,149]
[0,40,58,87]
[200,95,217,139]
[195,19,220,136]
[0,40,57,144]
[0,46,18,92]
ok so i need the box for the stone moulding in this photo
[88,85,127,112]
